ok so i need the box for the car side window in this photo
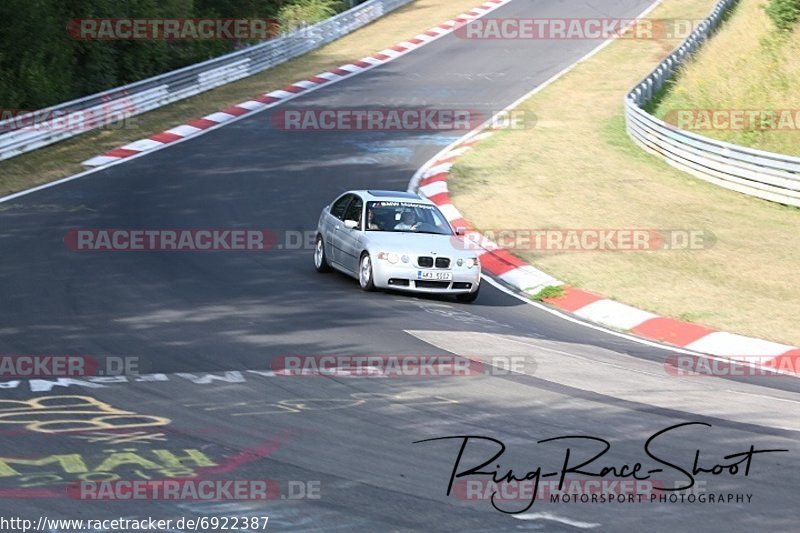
[343,197,363,228]
[330,194,352,220]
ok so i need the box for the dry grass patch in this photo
[0,0,483,197]
[653,0,800,155]
[450,0,800,345]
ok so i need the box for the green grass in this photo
[448,0,800,346]
[529,285,565,301]
[653,0,800,155]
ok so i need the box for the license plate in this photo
[417,270,452,281]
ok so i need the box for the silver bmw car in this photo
[314,190,481,302]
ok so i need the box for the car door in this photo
[326,194,352,265]
[338,195,364,273]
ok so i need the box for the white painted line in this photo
[469,131,494,143]
[337,64,363,73]
[82,155,121,167]
[481,276,707,356]
[166,124,202,137]
[685,332,795,358]
[574,299,659,330]
[499,265,562,293]
[359,56,384,66]
[465,233,500,252]
[266,90,295,99]
[425,27,449,36]
[292,80,319,89]
[120,139,163,152]
[378,48,403,59]
[437,203,462,221]
[0,0,514,204]
[443,146,472,158]
[314,71,341,81]
[425,162,453,176]
[418,181,448,197]
[512,512,600,529]
[204,112,237,123]
[404,0,756,360]
[236,100,267,111]
[413,33,437,43]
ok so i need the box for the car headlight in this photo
[465,257,479,269]
[377,252,399,264]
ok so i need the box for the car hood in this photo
[365,232,473,256]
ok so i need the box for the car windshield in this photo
[365,201,453,235]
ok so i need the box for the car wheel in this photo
[314,235,332,273]
[359,253,376,291]
[456,285,480,303]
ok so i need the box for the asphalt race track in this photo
[1,0,798,531]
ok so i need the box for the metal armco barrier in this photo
[625,0,800,207]
[0,0,412,161]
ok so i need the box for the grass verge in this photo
[449,0,800,346]
[0,0,483,197]
[653,0,800,156]
[529,285,565,302]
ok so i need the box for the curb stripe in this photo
[76,0,517,173]
[256,95,281,104]
[631,317,716,347]
[187,118,218,129]
[425,192,450,205]
[149,132,183,144]
[544,287,602,312]
[222,106,249,116]
[104,148,139,158]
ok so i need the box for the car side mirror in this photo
[344,219,359,230]
[455,227,466,236]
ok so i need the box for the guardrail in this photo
[0,0,413,161]
[625,0,800,207]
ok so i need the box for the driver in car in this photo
[394,210,420,231]
[367,209,381,230]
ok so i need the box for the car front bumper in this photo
[371,260,481,293]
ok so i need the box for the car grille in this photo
[417,256,433,268]
[417,256,451,268]
[415,280,450,289]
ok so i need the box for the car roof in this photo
[349,190,432,203]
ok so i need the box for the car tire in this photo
[456,285,480,303]
[359,252,376,291]
[314,235,332,273]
